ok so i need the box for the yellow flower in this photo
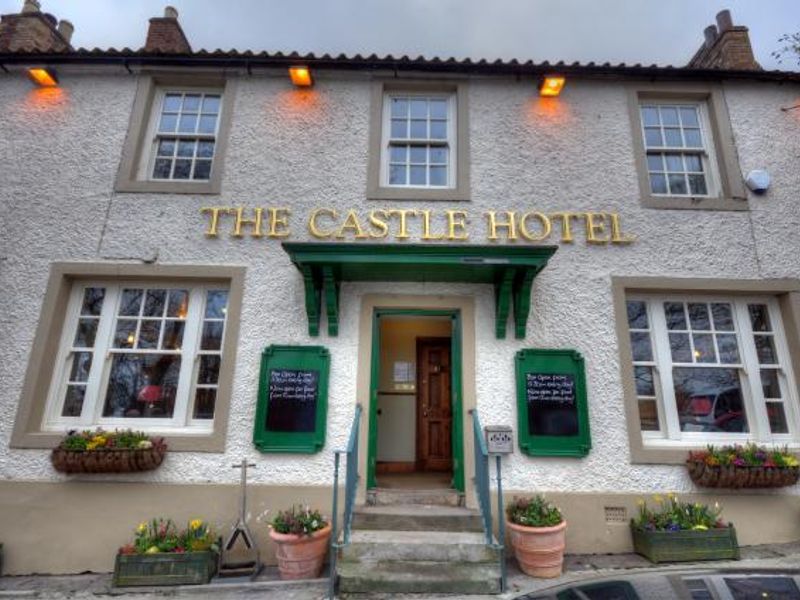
[653,494,663,503]
[137,522,147,534]
[785,456,799,467]
[190,519,203,531]
[692,525,708,531]
[667,492,677,501]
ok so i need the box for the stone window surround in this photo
[115,71,237,195]
[626,82,748,211]
[366,79,470,202]
[10,262,246,452]
[612,276,800,464]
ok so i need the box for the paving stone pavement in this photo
[0,542,798,599]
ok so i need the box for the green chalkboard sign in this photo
[254,345,330,453]
[516,349,591,457]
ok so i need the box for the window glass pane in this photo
[664,302,687,330]
[163,94,181,112]
[389,146,406,162]
[198,115,217,134]
[61,385,86,417]
[634,365,655,396]
[157,139,176,157]
[201,95,220,114]
[120,289,143,316]
[409,146,426,163]
[748,304,772,332]
[761,368,781,398]
[630,331,653,362]
[640,106,659,126]
[182,94,201,112]
[143,289,167,317]
[430,120,447,139]
[767,402,789,434]
[692,333,716,363]
[626,300,648,329]
[390,119,407,138]
[429,166,447,186]
[201,321,224,350]
[649,173,667,194]
[167,290,189,318]
[193,160,212,180]
[206,290,229,319]
[113,319,137,348]
[137,320,161,349]
[430,147,448,164]
[679,107,699,127]
[664,153,683,172]
[197,140,215,158]
[73,319,98,348]
[80,288,105,316]
[158,113,177,133]
[69,352,93,382]
[660,107,679,126]
[409,165,426,185]
[177,140,195,157]
[646,154,663,171]
[668,173,688,195]
[688,303,711,330]
[102,354,180,418]
[410,119,427,138]
[664,128,682,146]
[638,399,660,431]
[673,367,748,433]
[198,355,221,384]
[173,159,192,179]
[688,174,707,195]
[390,97,408,118]
[644,128,662,147]
[193,388,216,420]
[162,320,185,350]
[716,334,740,364]
[684,129,702,147]
[152,158,172,179]
[683,155,701,172]
[754,335,777,364]
[711,303,734,331]
[669,332,692,362]
[178,114,197,134]
[409,99,427,118]
[429,99,447,119]
[389,165,406,185]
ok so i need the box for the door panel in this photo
[417,338,452,471]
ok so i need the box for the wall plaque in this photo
[254,345,330,453]
[516,349,591,457]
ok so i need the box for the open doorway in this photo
[370,311,462,491]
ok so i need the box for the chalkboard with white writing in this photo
[266,369,319,432]
[526,373,578,436]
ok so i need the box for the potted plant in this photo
[51,429,167,474]
[113,518,219,587]
[506,495,567,578]
[687,444,799,488]
[268,505,331,580]
[631,494,739,563]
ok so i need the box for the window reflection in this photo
[674,367,748,433]
[102,354,180,418]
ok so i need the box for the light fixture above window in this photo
[27,67,59,87]
[539,75,565,97]
[288,66,313,87]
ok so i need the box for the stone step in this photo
[352,504,484,532]
[340,530,499,563]
[338,559,502,594]
[367,487,463,507]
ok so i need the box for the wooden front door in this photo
[416,338,452,472]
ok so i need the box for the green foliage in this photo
[59,429,154,451]
[688,443,798,468]
[270,505,328,536]
[633,494,726,532]
[506,495,563,528]
[119,518,218,555]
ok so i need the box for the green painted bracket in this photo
[322,266,340,337]
[513,268,537,340]
[300,265,321,337]
[495,269,514,339]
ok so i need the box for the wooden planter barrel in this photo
[631,523,739,564]
[113,550,218,587]
[51,440,167,474]
[686,460,800,488]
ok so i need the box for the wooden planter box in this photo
[113,550,218,587]
[631,523,739,564]
[687,460,799,488]
[51,440,167,474]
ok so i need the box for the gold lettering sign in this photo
[200,206,636,245]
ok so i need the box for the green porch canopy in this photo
[282,243,557,339]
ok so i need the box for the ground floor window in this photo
[44,282,229,432]
[625,295,798,445]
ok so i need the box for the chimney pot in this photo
[716,9,733,32]
[21,0,40,13]
[703,25,718,48]
[57,19,73,43]
[164,6,178,19]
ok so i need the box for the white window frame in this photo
[378,91,457,189]
[136,87,224,183]
[638,100,721,199]
[626,293,800,448]
[42,280,230,434]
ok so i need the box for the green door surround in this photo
[367,309,465,492]
[282,243,557,339]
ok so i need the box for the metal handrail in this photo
[328,403,362,599]
[469,409,506,593]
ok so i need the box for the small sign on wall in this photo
[253,345,330,453]
[515,349,591,457]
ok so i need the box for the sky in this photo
[2,0,798,70]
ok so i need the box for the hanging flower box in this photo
[686,444,799,489]
[51,429,167,474]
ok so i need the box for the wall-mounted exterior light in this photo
[539,75,565,97]
[288,66,313,87]
[27,67,59,87]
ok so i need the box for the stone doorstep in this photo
[352,503,484,532]
[367,488,463,507]
[340,530,500,563]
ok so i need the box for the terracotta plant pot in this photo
[507,519,567,578]
[269,523,331,580]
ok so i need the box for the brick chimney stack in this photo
[688,9,761,70]
[0,0,74,52]
[144,6,192,54]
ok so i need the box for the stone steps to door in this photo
[367,486,463,507]
[352,503,484,532]
[341,529,498,563]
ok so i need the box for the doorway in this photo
[367,309,464,492]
